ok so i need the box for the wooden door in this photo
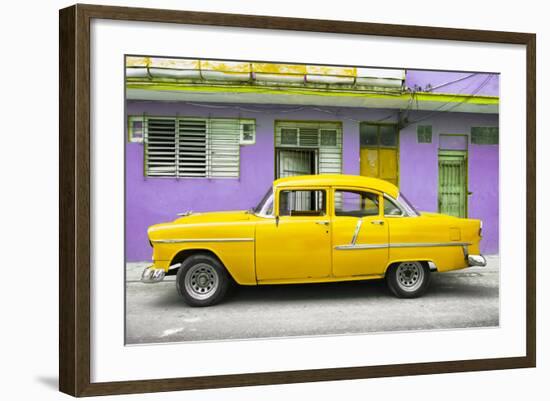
[359,123,399,186]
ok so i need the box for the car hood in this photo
[172,210,252,224]
[147,210,253,238]
[153,210,250,227]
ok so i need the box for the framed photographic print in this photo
[59,4,536,397]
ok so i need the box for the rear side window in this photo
[334,190,380,217]
[279,190,326,216]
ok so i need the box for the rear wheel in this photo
[386,261,430,298]
[176,254,230,307]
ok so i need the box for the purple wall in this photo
[399,111,499,254]
[126,101,499,261]
[406,71,499,97]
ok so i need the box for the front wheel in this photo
[386,261,430,298]
[176,254,230,307]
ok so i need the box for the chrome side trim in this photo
[334,241,472,251]
[151,238,255,244]
[391,242,472,248]
[335,243,388,250]
[350,219,363,245]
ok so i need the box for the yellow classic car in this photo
[142,174,486,306]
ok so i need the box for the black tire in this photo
[386,261,431,298]
[176,253,230,307]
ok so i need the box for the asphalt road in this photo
[125,256,499,344]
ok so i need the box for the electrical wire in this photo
[403,74,495,127]
[132,73,495,127]
[425,73,478,92]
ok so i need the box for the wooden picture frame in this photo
[59,3,536,397]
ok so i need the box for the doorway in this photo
[276,148,317,178]
[359,122,399,186]
[438,150,468,218]
[274,121,343,179]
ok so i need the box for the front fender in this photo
[148,220,257,285]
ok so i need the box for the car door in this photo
[331,188,389,277]
[255,187,332,282]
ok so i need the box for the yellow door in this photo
[360,148,379,177]
[360,148,398,186]
[359,123,399,186]
[331,189,389,277]
[255,188,332,281]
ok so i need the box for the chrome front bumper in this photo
[141,266,166,283]
[468,254,487,267]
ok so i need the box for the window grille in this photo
[417,125,433,144]
[177,119,207,177]
[145,118,177,177]
[320,129,337,147]
[471,127,499,145]
[275,122,343,176]
[299,128,320,147]
[141,116,253,178]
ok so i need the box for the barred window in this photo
[471,127,499,145]
[360,123,398,147]
[275,122,343,176]
[417,125,432,143]
[141,116,255,178]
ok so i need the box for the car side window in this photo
[279,190,326,217]
[384,197,403,216]
[334,190,380,217]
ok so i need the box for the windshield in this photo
[253,187,274,217]
[397,193,420,216]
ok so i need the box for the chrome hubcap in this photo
[184,264,219,300]
[396,262,424,292]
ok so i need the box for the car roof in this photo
[273,174,399,198]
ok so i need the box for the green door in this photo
[438,150,467,217]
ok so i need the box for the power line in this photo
[132,73,496,127]
[402,74,495,127]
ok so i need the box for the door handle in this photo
[315,221,330,226]
[371,220,384,225]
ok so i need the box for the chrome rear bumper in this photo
[141,267,166,283]
[468,254,487,267]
